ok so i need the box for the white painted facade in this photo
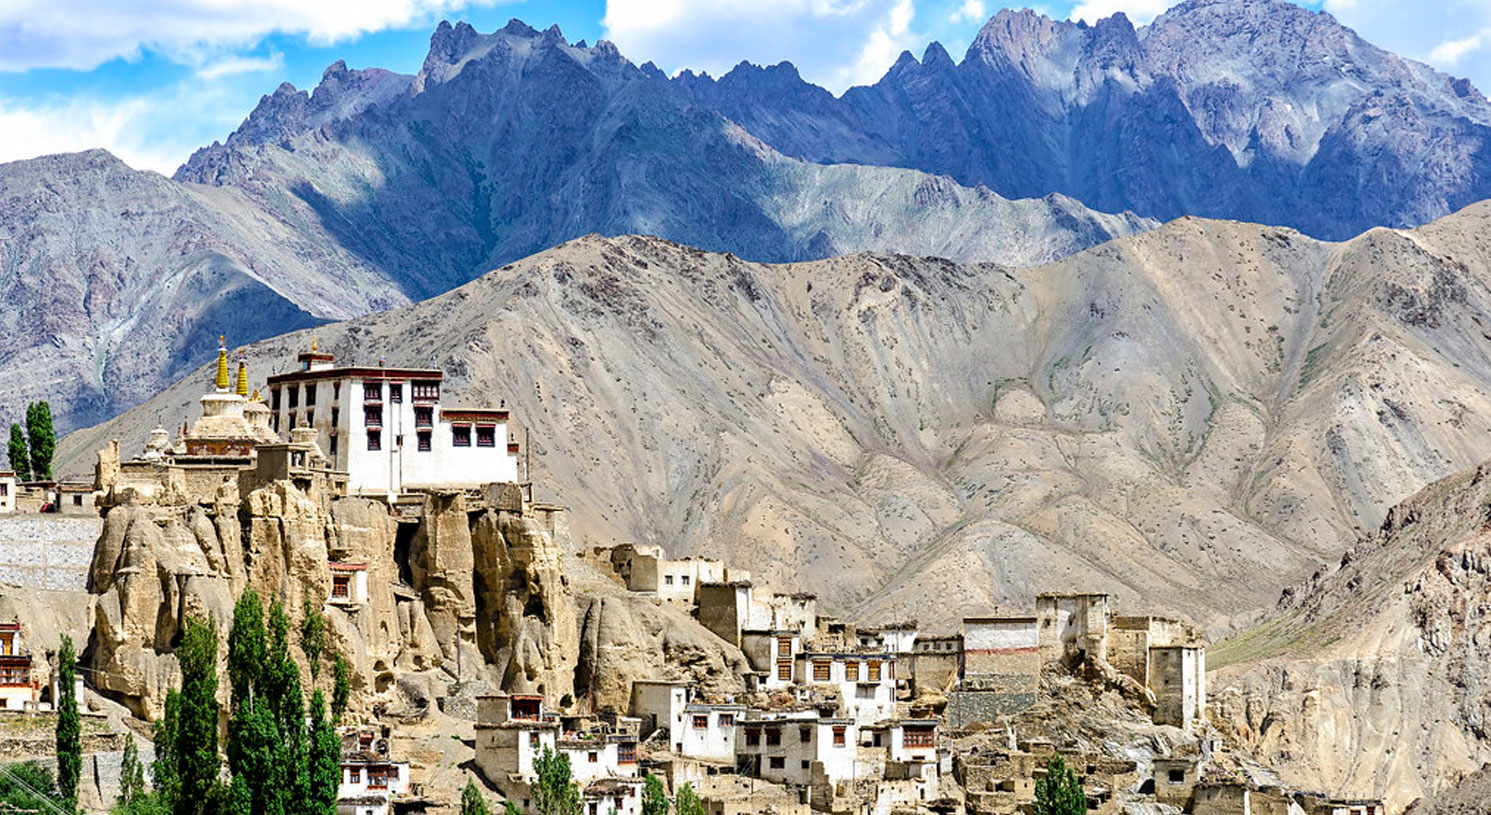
[0,472,16,514]
[328,563,369,607]
[677,704,744,762]
[740,631,801,690]
[561,738,637,784]
[268,353,519,497]
[794,652,898,725]
[737,715,858,787]
[0,624,31,711]
[582,779,644,815]
[337,760,410,815]
[629,680,691,743]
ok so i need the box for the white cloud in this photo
[1067,0,1173,26]
[602,0,926,93]
[0,0,502,72]
[1320,0,1491,94]
[0,97,186,173]
[196,53,285,81]
[1428,28,1491,67]
[948,0,985,24]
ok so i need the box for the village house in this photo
[1036,593,1110,667]
[266,343,520,497]
[0,621,33,710]
[589,543,748,611]
[337,729,411,815]
[677,703,745,763]
[736,712,858,788]
[696,582,818,648]
[947,617,1040,727]
[476,693,640,815]
[328,562,370,607]
[0,470,16,513]
[739,630,801,690]
[792,650,898,725]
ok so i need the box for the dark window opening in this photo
[305,384,316,405]
[412,382,439,402]
[476,425,496,447]
[417,431,432,452]
[1168,769,1186,784]
[389,383,403,403]
[271,388,281,411]
[452,425,471,447]
[414,406,433,427]
[367,430,381,451]
[364,405,382,427]
[363,382,381,402]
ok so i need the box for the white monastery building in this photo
[266,345,519,496]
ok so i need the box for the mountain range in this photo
[12,0,1491,433]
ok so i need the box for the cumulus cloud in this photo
[948,0,986,24]
[0,0,501,72]
[0,97,186,173]
[602,0,926,93]
[1428,28,1491,67]
[196,53,285,80]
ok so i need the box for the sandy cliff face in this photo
[85,477,583,719]
[1211,463,1491,811]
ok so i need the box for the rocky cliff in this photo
[62,200,1491,638]
[1210,461,1491,811]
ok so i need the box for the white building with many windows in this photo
[266,347,519,496]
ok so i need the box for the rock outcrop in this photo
[85,474,587,720]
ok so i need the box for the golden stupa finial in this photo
[235,349,249,397]
[251,389,260,402]
[214,335,230,391]
[311,337,318,353]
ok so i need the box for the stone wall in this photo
[945,688,1037,727]
[0,515,101,590]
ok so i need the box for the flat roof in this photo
[267,366,443,385]
[963,616,1038,624]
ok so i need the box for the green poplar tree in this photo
[152,690,182,811]
[640,775,667,815]
[460,779,489,815]
[531,747,580,815]
[300,597,325,681]
[306,691,340,815]
[674,785,703,815]
[118,732,146,806]
[55,634,81,813]
[24,401,54,482]
[174,615,221,815]
[1033,755,1087,815]
[7,423,30,482]
[228,590,281,815]
[330,656,349,724]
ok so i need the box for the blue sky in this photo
[0,0,1487,174]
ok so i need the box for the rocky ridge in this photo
[59,201,1491,644]
[1209,459,1491,811]
[675,0,1491,240]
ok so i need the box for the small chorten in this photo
[187,333,256,454]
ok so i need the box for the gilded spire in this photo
[311,337,318,353]
[215,335,229,391]
[235,349,249,397]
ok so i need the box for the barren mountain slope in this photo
[1210,458,1491,811]
[59,203,1491,637]
[0,150,407,430]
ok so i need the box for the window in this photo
[664,575,674,586]
[305,384,317,405]
[330,435,339,457]
[765,728,780,746]
[271,388,281,411]
[745,729,760,747]
[414,406,433,427]
[903,727,934,748]
[363,382,381,402]
[1168,769,1186,784]
[412,382,439,402]
[718,713,734,727]
[72,494,82,506]
[681,575,690,585]
[1,483,8,497]
[588,804,598,815]
[587,752,598,763]
[288,386,299,408]
[693,715,709,730]
[452,425,471,447]
[332,575,350,599]
[813,661,831,681]
[776,660,791,681]
[348,767,360,784]
[364,405,382,427]
[304,409,314,427]
[832,726,846,747]
[618,743,636,764]
[778,637,793,656]
[530,733,540,748]
[367,430,381,451]
[799,726,811,743]
[856,685,874,700]
[801,760,810,770]
[368,767,389,790]
[288,412,297,430]
[389,383,402,403]
[868,661,881,682]
[845,661,859,682]
[333,382,341,400]
[768,757,784,770]
[417,431,432,452]
[476,425,496,447]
